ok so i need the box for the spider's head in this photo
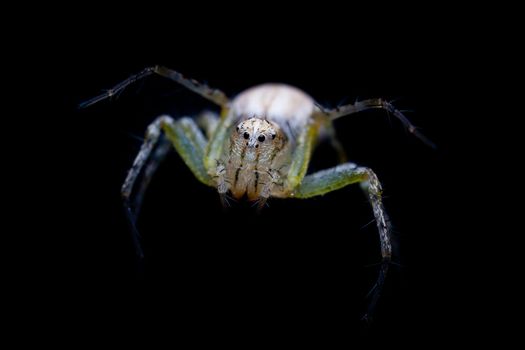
[232,118,285,160]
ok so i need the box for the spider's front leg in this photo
[122,115,213,258]
[292,162,392,322]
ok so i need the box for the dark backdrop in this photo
[47,26,476,344]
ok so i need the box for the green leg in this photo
[162,117,211,186]
[294,163,392,322]
[121,115,212,258]
[203,109,235,174]
[285,123,320,190]
[326,123,348,163]
[197,111,220,140]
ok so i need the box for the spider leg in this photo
[325,123,348,163]
[122,116,212,258]
[132,136,172,218]
[293,163,392,322]
[79,66,230,109]
[317,98,435,148]
[203,108,237,172]
[196,111,220,140]
[285,123,320,190]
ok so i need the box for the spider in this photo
[80,65,434,321]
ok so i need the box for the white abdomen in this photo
[232,84,315,133]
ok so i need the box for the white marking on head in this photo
[236,118,279,149]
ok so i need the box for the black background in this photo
[33,11,490,344]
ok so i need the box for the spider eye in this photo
[271,134,276,140]
[258,135,265,142]
[243,132,250,139]
[236,126,240,131]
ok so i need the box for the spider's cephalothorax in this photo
[81,65,434,322]
[213,83,317,202]
[225,118,287,200]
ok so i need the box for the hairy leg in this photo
[132,137,172,218]
[79,66,230,108]
[294,163,392,321]
[285,123,320,190]
[121,116,212,258]
[197,111,220,140]
[317,99,435,148]
[325,123,348,163]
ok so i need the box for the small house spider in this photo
[80,66,433,321]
